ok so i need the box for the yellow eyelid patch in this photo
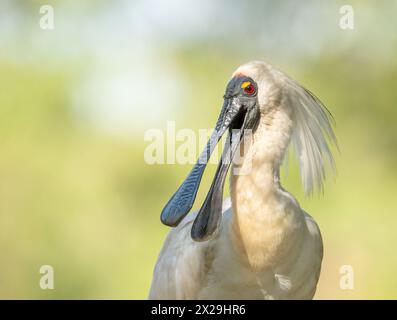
[241,81,251,89]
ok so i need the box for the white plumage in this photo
[149,61,336,299]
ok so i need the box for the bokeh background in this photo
[1,0,396,299]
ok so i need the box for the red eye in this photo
[244,84,255,94]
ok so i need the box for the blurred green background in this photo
[0,0,396,299]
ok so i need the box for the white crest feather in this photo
[285,78,338,195]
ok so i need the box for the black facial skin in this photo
[226,76,260,132]
[161,76,260,241]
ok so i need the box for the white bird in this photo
[149,61,337,299]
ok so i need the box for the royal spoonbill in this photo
[149,61,337,299]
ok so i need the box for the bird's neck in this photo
[229,107,298,270]
[230,106,293,201]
